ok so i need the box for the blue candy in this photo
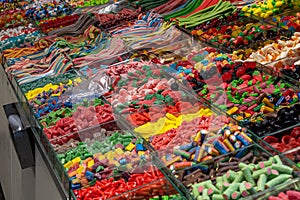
[85,171,94,181]
[136,144,146,151]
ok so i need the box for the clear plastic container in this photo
[168,143,299,200]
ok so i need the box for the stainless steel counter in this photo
[0,64,65,200]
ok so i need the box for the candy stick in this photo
[206,182,220,194]
[245,181,256,194]
[252,167,270,180]
[174,149,191,159]
[212,194,223,200]
[242,166,255,185]
[225,170,237,182]
[273,155,283,165]
[267,169,280,179]
[257,174,267,192]
[265,174,292,188]
[202,188,209,200]
[271,164,293,175]
[233,171,244,183]
[221,182,230,193]
[223,183,239,200]
[239,181,249,197]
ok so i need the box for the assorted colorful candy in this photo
[3,0,300,199]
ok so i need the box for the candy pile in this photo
[2,0,300,199]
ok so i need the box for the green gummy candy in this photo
[192,186,200,197]
[252,167,270,180]
[238,162,248,170]
[271,164,293,175]
[239,181,249,197]
[205,182,220,194]
[226,170,237,182]
[212,194,224,200]
[223,183,239,200]
[242,167,255,185]
[265,174,292,188]
[233,171,244,183]
[273,155,283,165]
[202,188,209,200]
[257,174,267,192]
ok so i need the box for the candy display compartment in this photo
[262,126,300,163]
[95,4,142,31]
[191,13,291,59]
[170,143,300,200]
[132,38,207,65]
[49,119,183,199]
[0,9,29,29]
[263,10,300,32]
[71,0,115,14]
[36,14,81,34]
[222,72,300,114]
[78,51,138,78]
[244,178,300,200]
[241,0,298,19]
[122,25,192,50]
[239,100,300,138]
[43,99,116,144]
[192,61,274,108]
[105,61,206,129]
[72,176,180,200]
[263,56,300,87]
[248,32,300,68]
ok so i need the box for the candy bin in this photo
[262,126,300,163]
[172,143,300,200]
[264,10,300,33]
[50,119,181,199]
[191,11,290,60]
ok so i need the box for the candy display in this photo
[2,0,300,199]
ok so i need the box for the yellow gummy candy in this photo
[106,152,115,162]
[115,148,124,155]
[87,160,94,168]
[275,1,283,7]
[242,6,248,12]
[76,166,84,174]
[71,157,81,164]
[125,143,135,151]
[98,155,105,160]
[63,161,73,169]
[253,8,262,15]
